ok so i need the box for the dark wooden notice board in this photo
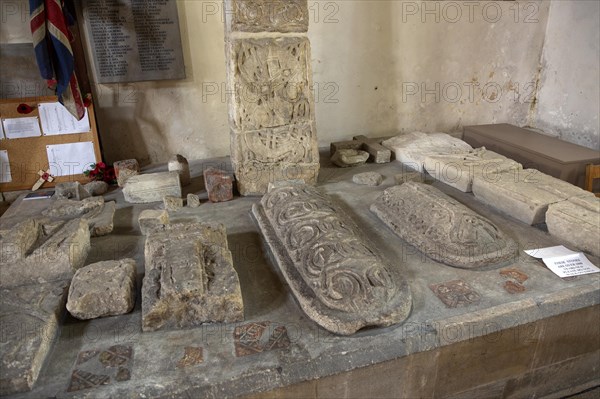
[0,96,102,192]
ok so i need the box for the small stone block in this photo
[138,209,169,236]
[330,140,362,157]
[123,172,182,204]
[395,172,427,185]
[163,196,184,212]
[204,168,234,203]
[187,194,201,208]
[353,172,383,186]
[67,259,137,320]
[353,135,392,163]
[168,154,191,186]
[546,196,600,257]
[114,159,140,187]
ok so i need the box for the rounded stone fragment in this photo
[331,149,369,168]
[67,259,137,320]
[84,181,109,196]
[187,193,201,208]
[352,172,383,186]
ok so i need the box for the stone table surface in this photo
[2,153,599,398]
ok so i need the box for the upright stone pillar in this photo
[224,0,320,196]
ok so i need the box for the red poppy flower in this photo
[97,162,106,169]
[17,103,34,114]
[42,173,50,180]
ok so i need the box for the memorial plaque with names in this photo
[82,0,185,83]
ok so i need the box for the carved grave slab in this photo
[371,182,518,269]
[472,168,594,225]
[0,218,90,288]
[226,0,309,33]
[225,4,319,196]
[546,196,600,258]
[142,223,244,332]
[0,280,69,395]
[424,147,522,192]
[382,132,472,173]
[252,184,412,335]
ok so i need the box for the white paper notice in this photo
[0,119,5,139]
[543,253,600,278]
[0,150,12,183]
[2,117,42,139]
[38,102,90,135]
[46,142,97,177]
[524,245,577,259]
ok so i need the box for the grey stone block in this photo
[163,196,184,211]
[138,209,169,236]
[331,149,369,168]
[353,172,383,186]
[546,196,600,257]
[123,172,182,204]
[187,194,201,208]
[53,181,90,200]
[83,181,109,196]
[67,259,137,320]
[168,154,191,186]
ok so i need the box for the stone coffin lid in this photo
[370,182,519,269]
[252,184,412,335]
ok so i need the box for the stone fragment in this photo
[123,172,182,204]
[371,182,518,269]
[87,201,116,237]
[0,219,90,288]
[226,34,319,196]
[424,147,522,192]
[84,181,109,196]
[168,154,191,186]
[138,209,169,235]
[353,172,383,186]
[546,196,600,258]
[204,168,234,203]
[382,132,473,173]
[331,149,369,168]
[187,194,201,208]
[395,171,427,185]
[0,280,69,395]
[330,136,392,164]
[67,259,137,320]
[113,159,140,187]
[226,0,309,33]
[0,218,40,264]
[142,223,244,332]
[43,197,104,218]
[472,169,594,225]
[53,181,90,200]
[163,196,184,211]
[252,184,412,335]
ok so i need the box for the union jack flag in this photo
[30,0,85,120]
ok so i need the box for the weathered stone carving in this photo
[331,149,369,168]
[371,182,518,269]
[424,147,522,192]
[142,223,244,332]
[382,132,473,173]
[546,196,600,258]
[67,259,137,320]
[0,280,69,395]
[252,184,412,335]
[472,169,594,225]
[0,218,90,288]
[226,0,309,33]
[41,197,115,237]
[123,172,182,203]
[225,10,319,195]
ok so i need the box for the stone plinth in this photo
[382,132,472,173]
[424,147,522,192]
[472,169,594,225]
[123,172,182,204]
[546,196,600,257]
[225,1,319,196]
[67,259,137,320]
[252,184,412,335]
[371,182,519,269]
[0,280,69,395]
[142,223,244,332]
